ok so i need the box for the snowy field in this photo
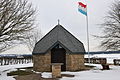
[60,64,120,80]
[0,54,120,80]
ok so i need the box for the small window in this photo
[54,44,63,49]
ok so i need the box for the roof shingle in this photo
[32,25,85,54]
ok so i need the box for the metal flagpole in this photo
[78,1,90,64]
[86,2,90,64]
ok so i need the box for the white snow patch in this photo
[85,63,103,69]
[60,64,120,80]
[32,70,41,74]
[41,72,52,78]
[0,63,33,80]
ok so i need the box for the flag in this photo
[78,2,87,16]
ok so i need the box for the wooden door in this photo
[51,48,66,71]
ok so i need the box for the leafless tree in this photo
[25,28,43,51]
[97,0,120,51]
[0,0,36,52]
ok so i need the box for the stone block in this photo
[51,63,63,78]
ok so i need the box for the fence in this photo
[2,55,119,66]
[85,58,107,64]
[0,55,32,66]
[113,59,120,65]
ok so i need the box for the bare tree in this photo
[0,0,36,52]
[26,28,43,51]
[98,0,120,51]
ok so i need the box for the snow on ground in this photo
[0,63,120,80]
[41,64,120,80]
[0,63,33,80]
[85,54,120,64]
[60,66,120,80]
[42,72,52,78]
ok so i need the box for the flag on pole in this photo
[78,2,87,16]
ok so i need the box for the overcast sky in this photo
[1,0,116,54]
[27,0,114,52]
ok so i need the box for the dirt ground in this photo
[14,73,58,80]
[14,73,75,80]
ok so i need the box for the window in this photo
[54,44,63,49]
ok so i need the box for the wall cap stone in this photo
[51,63,63,65]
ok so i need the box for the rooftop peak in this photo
[58,19,60,25]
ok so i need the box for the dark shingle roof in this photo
[32,25,85,54]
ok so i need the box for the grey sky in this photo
[28,0,114,51]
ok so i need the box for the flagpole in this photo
[86,2,90,64]
[78,1,90,64]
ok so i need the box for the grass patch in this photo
[7,70,33,76]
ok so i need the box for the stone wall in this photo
[66,54,85,71]
[33,51,51,72]
[33,51,84,72]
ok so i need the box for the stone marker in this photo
[51,63,63,78]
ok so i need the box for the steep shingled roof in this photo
[32,24,85,54]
